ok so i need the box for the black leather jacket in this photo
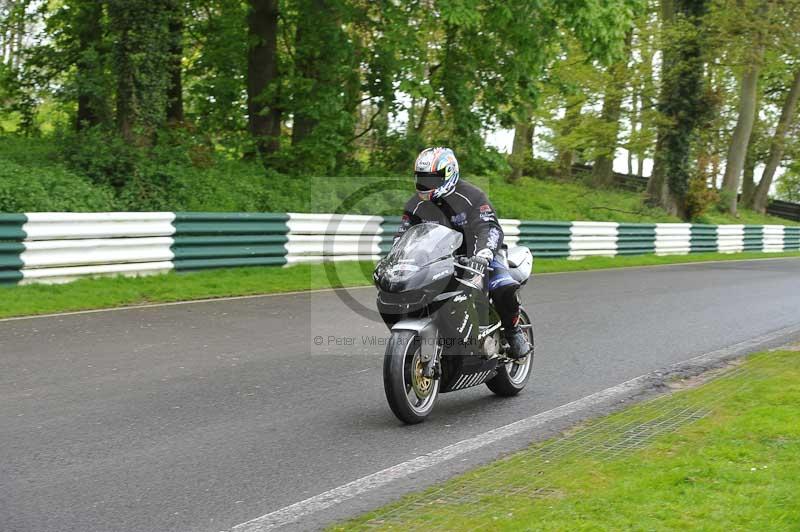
[394,180,504,258]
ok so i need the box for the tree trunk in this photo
[166,0,184,124]
[720,51,763,215]
[556,98,583,178]
[110,0,172,143]
[740,137,758,206]
[647,0,708,219]
[509,107,534,182]
[628,94,636,175]
[638,36,655,178]
[646,133,677,213]
[591,30,634,187]
[415,98,431,135]
[246,0,281,156]
[645,0,675,209]
[12,1,23,69]
[75,1,105,130]
[113,10,135,142]
[752,68,800,213]
[291,0,325,146]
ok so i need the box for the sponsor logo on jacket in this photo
[450,212,468,227]
[479,204,496,222]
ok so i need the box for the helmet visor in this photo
[415,171,444,192]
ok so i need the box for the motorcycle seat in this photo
[506,246,533,283]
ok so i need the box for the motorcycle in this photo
[373,223,534,424]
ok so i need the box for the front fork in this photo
[421,341,442,378]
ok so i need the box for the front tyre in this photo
[383,330,440,424]
[486,308,534,397]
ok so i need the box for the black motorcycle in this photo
[373,223,534,424]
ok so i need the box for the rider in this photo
[393,147,531,359]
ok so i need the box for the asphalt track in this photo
[2,258,800,532]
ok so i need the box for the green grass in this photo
[483,174,798,225]
[0,262,375,319]
[336,349,800,531]
[1,135,797,225]
[532,250,800,274]
[1,252,799,319]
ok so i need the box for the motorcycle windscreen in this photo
[385,223,463,269]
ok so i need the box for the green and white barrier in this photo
[172,212,289,271]
[0,212,798,286]
[285,213,383,264]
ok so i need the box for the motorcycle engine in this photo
[482,332,500,358]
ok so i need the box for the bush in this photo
[685,174,719,220]
[0,159,116,212]
[57,127,273,212]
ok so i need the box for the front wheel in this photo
[486,309,534,397]
[383,330,440,424]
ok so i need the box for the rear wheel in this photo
[486,309,534,397]
[383,330,440,424]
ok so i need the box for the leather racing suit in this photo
[393,179,522,331]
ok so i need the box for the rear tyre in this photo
[383,330,440,424]
[486,308,534,397]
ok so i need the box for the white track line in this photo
[227,323,800,532]
[3,256,799,323]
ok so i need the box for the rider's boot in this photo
[504,326,531,360]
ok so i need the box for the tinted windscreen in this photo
[386,223,463,267]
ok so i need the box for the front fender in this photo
[392,317,438,363]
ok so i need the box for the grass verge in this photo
[1,251,799,319]
[334,348,800,531]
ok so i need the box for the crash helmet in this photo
[413,147,459,201]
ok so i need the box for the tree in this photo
[591,30,634,187]
[719,1,770,216]
[108,0,173,141]
[246,0,281,157]
[509,106,534,182]
[776,161,800,202]
[73,0,107,130]
[646,0,710,218]
[183,0,248,139]
[751,68,800,212]
[166,0,184,124]
[719,46,764,215]
[626,3,659,178]
[0,0,29,69]
[287,0,362,173]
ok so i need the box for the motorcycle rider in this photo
[393,147,531,359]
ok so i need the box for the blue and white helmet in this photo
[414,147,460,201]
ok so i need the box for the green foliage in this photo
[4,0,799,224]
[4,134,796,228]
[184,0,249,142]
[685,174,720,220]
[776,162,800,202]
[0,63,37,134]
[57,126,271,211]
[0,158,115,212]
[657,0,711,205]
[108,0,175,137]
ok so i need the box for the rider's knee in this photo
[489,282,520,304]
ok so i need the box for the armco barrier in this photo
[285,213,383,264]
[569,222,618,258]
[172,212,289,270]
[517,221,572,258]
[0,212,798,285]
[617,223,656,255]
[0,214,26,285]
